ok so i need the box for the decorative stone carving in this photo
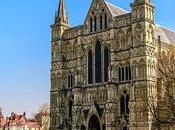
[50,0,173,130]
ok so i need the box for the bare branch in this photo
[149,46,175,129]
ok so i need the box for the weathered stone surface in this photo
[50,0,175,130]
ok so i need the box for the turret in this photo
[131,0,154,23]
[51,0,70,63]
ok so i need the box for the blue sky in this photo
[0,0,174,117]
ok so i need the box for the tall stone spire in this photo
[51,0,70,40]
[55,0,68,25]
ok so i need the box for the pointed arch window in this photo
[133,62,137,80]
[129,66,131,80]
[68,100,73,122]
[90,18,93,32]
[125,65,131,81]
[95,41,102,83]
[122,67,125,81]
[68,75,71,88]
[94,16,97,31]
[89,18,93,32]
[68,74,73,89]
[125,66,129,81]
[104,14,107,29]
[120,91,130,115]
[120,94,125,114]
[100,15,103,30]
[104,46,109,82]
[87,41,110,84]
[118,67,121,82]
[88,50,93,84]
[118,65,131,82]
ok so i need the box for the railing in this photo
[114,13,131,28]
[73,83,108,104]
[63,26,83,39]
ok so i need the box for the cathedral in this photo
[50,0,175,130]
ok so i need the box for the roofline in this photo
[156,24,175,34]
[105,0,129,14]
[83,0,113,25]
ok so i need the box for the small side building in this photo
[5,112,40,130]
[35,111,50,130]
[0,109,5,130]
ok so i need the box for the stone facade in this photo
[50,0,175,130]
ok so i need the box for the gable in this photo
[84,0,128,33]
[84,0,111,25]
[84,0,128,23]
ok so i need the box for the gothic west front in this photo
[50,0,175,130]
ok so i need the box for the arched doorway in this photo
[122,126,128,130]
[123,126,127,130]
[88,115,100,130]
[81,125,86,130]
